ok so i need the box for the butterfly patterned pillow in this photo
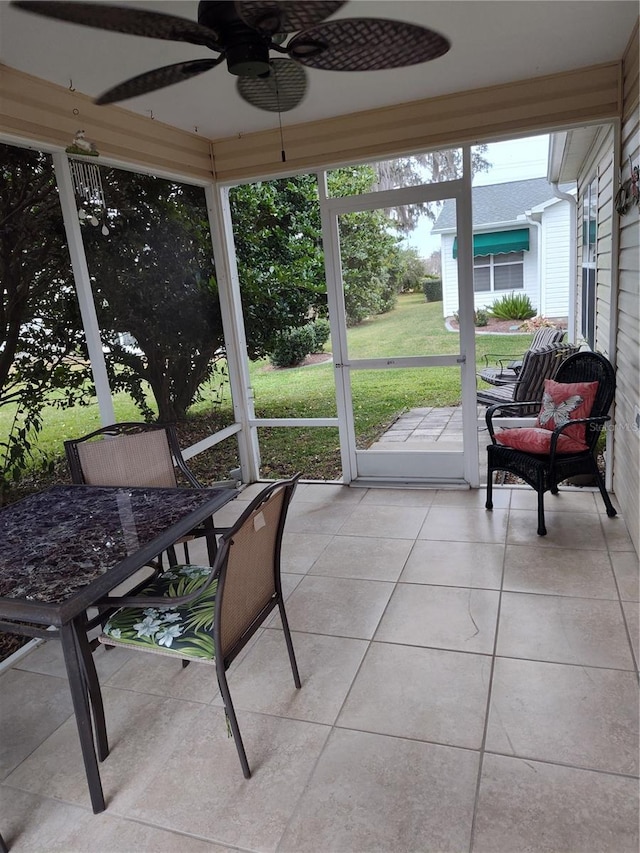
[536,379,599,445]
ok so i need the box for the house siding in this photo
[576,125,615,359]
[540,200,571,317]
[575,21,640,555]
[441,235,458,318]
[614,21,640,553]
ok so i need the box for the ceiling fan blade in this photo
[235,1,345,35]
[237,58,306,112]
[95,58,223,105]
[11,1,221,48]
[288,18,451,70]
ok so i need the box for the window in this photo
[581,180,597,348]
[473,251,524,293]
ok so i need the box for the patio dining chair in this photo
[476,342,578,416]
[64,422,234,751]
[98,474,301,779]
[485,351,616,535]
[64,421,219,566]
[479,326,566,385]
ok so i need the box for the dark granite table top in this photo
[0,485,228,606]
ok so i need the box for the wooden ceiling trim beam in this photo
[1,65,213,181]
[211,62,622,182]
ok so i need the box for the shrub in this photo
[422,277,442,302]
[474,308,489,327]
[269,325,316,368]
[311,317,331,349]
[488,292,535,320]
[452,309,489,327]
[268,318,330,368]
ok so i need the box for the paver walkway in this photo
[374,406,478,444]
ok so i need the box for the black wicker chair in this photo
[485,351,617,535]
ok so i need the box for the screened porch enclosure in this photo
[3,141,483,488]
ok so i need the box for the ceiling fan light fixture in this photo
[237,58,307,111]
[289,39,328,59]
[253,11,283,35]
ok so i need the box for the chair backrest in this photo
[214,474,300,666]
[513,342,578,403]
[530,327,565,349]
[65,422,199,488]
[553,351,616,451]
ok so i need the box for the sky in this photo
[405,133,550,256]
[472,134,550,186]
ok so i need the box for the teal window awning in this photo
[452,228,530,259]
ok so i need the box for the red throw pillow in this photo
[495,426,588,454]
[535,379,599,444]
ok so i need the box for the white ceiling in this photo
[1,0,637,142]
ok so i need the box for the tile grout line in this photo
[467,497,510,853]
[600,515,640,682]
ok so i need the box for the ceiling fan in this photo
[12,1,451,113]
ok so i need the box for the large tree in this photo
[82,169,223,422]
[230,166,407,331]
[0,143,91,488]
[230,174,327,356]
[373,148,491,231]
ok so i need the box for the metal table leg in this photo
[60,623,106,814]
[73,616,110,762]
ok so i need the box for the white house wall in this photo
[614,22,640,553]
[440,228,539,317]
[573,24,640,554]
[441,234,458,317]
[540,200,571,317]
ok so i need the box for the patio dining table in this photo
[0,483,238,814]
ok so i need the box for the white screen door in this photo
[319,168,478,486]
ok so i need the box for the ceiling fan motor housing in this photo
[225,39,271,77]
[198,0,272,77]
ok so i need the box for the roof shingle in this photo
[432,177,573,231]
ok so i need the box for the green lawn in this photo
[2,295,533,488]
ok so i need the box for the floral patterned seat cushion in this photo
[100,564,217,663]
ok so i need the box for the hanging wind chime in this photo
[66,131,110,235]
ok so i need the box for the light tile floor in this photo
[1,482,638,852]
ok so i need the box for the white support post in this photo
[53,153,115,426]
[205,182,261,482]
[317,170,354,483]
[458,146,480,487]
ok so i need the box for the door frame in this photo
[317,147,478,486]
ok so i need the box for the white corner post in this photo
[53,152,115,426]
[458,145,480,487]
[317,169,353,483]
[205,182,261,482]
